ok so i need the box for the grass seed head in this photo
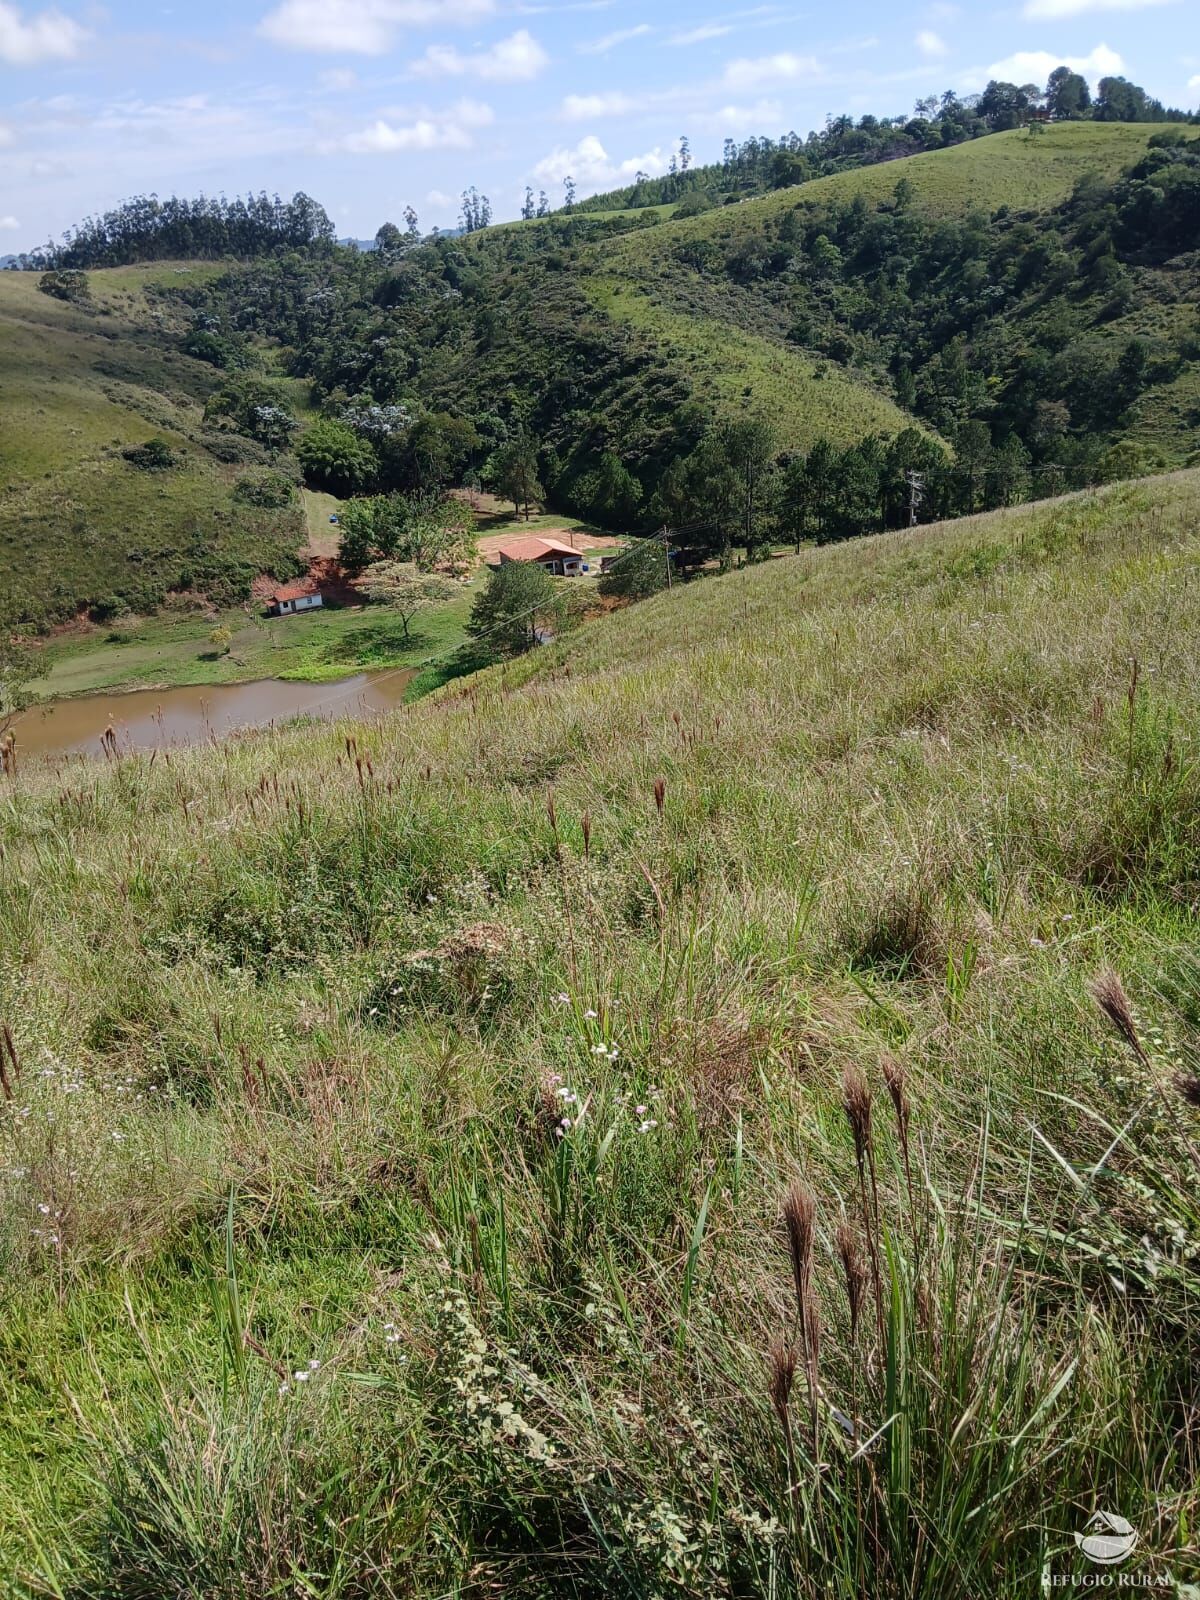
[841,1064,873,1174]
[768,1336,797,1423]
[1089,967,1148,1064]
[834,1218,868,1344]
[782,1181,816,1317]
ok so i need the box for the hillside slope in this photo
[0,265,306,627]
[6,121,1197,632]
[3,472,1200,1595]
[579,121,1198,465]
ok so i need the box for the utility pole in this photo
[905,470,925,528]
[661,525,673,589]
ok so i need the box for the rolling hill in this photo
[3,120,1198,631]
[0,264,306,628]
[577,121,1199,461]
[3,469,1200,1594]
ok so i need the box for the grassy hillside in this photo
[579,121,1197,461]
[588,278,915,451]
[639,121,1188,250]
[0,264,307,627]
[3,471,1200,1594]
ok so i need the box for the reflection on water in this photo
[13,670,416,762]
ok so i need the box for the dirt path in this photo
[301,488,343,558]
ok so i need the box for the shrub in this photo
[38,268,90,303]
[233,472,294,509]
[122,437,177,471]
[182,328,247,370]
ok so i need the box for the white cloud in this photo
[319,67,358,91]
[86,93,260,151]
[973,41,1122,87]
[533,133,668,191]
[721,52,822,91]
[0,214,20,230]
[916,29,948,59]
[561,89,638,119]
[412,27,548,81]
[693,99,783,132]
[668,22,733,45]
[0,122,14,147]
[579,23,652,53]
[332,98,493,153]
[1023,0,1175,16]
[258,0,494,55]
[1190,72,1200,87]
[0,2,88,65]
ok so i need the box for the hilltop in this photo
[2,470,1200,1593]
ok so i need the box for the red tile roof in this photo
[498,536,582,562]
[272,577,320,602]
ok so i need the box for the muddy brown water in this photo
[12,670,416,763]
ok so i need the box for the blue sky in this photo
[0,0,1196,250]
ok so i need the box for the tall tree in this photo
[955,420,994,513]
[491,434,543,520]
[804,438,837,542]
[1094,76,1160,122]
[467,559,560,656]
[779,455,812,552]
[388,412,480,494]
[1045,66,1090,120]
[296,418,379,495]
[681,431,741,567]
[586,453,643,529]
[460,188,492,233]
[725,415,777,556]
[374,222,403,261]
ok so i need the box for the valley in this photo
[2,65,1200,1598]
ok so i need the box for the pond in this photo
[11,669,416,763]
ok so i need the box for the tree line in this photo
[573,71,1194,216]
[7,192,335,271]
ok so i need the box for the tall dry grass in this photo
[1,474,1200,1594]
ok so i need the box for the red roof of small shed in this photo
[498,537,582,561]
[272,577,320,602]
